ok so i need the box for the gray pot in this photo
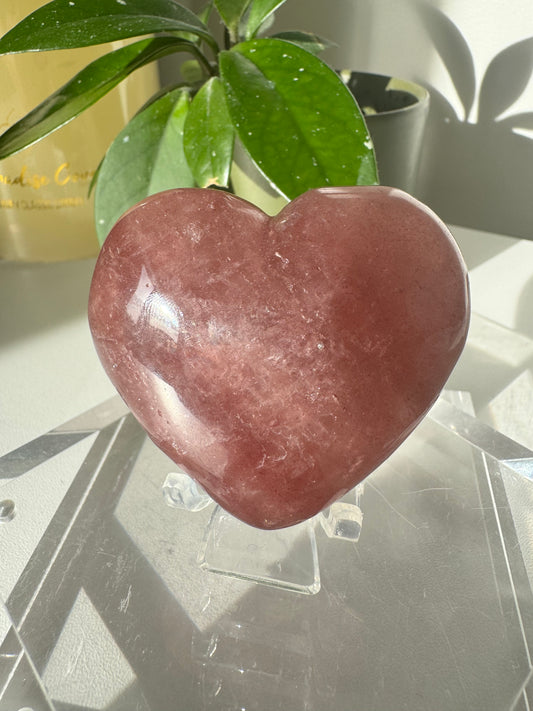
[341,71,430,194]
[232,70,430,213]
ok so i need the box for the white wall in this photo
[272,0,533,239]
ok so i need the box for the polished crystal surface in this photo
[88,186,470,528]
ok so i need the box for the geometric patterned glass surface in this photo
[1,390,533,711]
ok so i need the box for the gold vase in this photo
[0,1,159,262]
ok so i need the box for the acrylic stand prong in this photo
[319,485,364,542]
[162,471,212,512]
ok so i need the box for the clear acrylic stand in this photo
[161,469,365,596]
[198,508,320,595]
[2,387,533,710]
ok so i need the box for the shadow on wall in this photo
[414,3,533,240]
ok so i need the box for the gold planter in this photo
[0,1,159,262]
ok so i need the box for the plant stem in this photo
[224,27,232,51]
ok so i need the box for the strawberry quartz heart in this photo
[88,186,469,529]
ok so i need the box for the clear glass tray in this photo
[1,389,533,711]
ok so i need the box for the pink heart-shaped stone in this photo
[88,186,469,529]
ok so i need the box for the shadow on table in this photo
[516,275,533,341]
[0,258,96,347]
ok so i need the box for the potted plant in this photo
[0,0,469,533]
[340,71,430,194]
[0,0,379,243]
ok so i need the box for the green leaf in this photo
[245,0,287,40]
[270,31,335,56]
[183,77,235,188]
[214,0,251,40]
[94,87,195,244]
[198,1,215,25]
[0,37,199,160]
[0,0,216,54]
[180,59,204,83]
[219,39,378,200]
